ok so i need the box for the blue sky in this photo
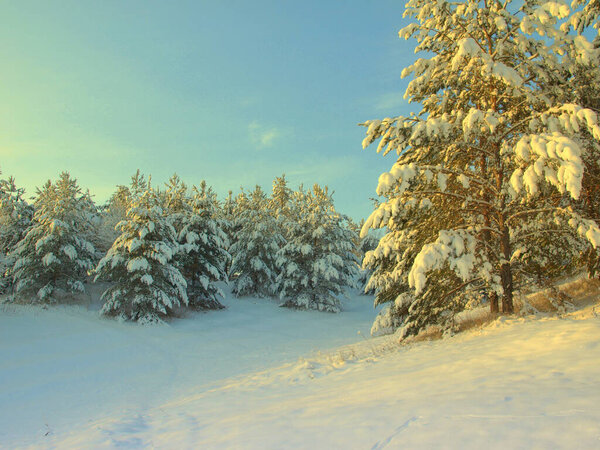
[0,0,414,220]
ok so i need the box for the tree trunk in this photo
[500,263,514,313]
[482,222,498,314]
[500,224,514,314]
[490,291,499,314]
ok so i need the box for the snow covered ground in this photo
[2,284,600,449]
[0,286,378,447]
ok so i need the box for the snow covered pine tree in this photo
[11,172,96,303]
[0,175,32,255]
[362,0,600,337]
[276,185,358,312]
[270,174,294,239]
[224,190,249,262]
[95,186,187,323]
[562,1,600,276]
[229,185,285,298]
[0,174,33,293]
[177,182,230,310]
[97,184,132,254]
[356,220,380,295]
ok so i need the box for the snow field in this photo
[43,304,600,449]
[2,286,600,448]
[0,286,378,447]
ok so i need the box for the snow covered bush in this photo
[95,187,187,323]
[276,185,358,312]
[10,172,96,303]
[229,185,285,298]
[361,0,600,337]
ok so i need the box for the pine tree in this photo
[558,5,600,276]
[0,175,33,293]
[366,196,463,336]
[97,184,132,253]
[177,181,229,309]
[270,174,294,241]
[229,185,285,298]
[97,170,150,254]
[95,187,187,323]
[162,173,189,264]
[219,190,235,231]
[217,190,237,274]
[81,188,103,262]
[11,172,96,303]
[222,189,249,259]
[356,220,380,294]
[108,185,132,219]
[163,174,188,219]
[129,169,150,200]
[276,185,358,312]
[0,175,32,254]
[270,174,292,216]
[570,0,600,44]
[361,0,600,337]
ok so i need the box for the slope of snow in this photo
[2,285,600,448]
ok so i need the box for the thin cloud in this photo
[374,91,407,111]
[248,121,283,149]
[287,156,359,184]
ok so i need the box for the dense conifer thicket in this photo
[0,170,358,322]
[362,0,600,338]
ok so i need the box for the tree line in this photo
[0,171,361,323]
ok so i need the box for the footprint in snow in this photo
[100,414,151,448]
[371,416,420,450]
